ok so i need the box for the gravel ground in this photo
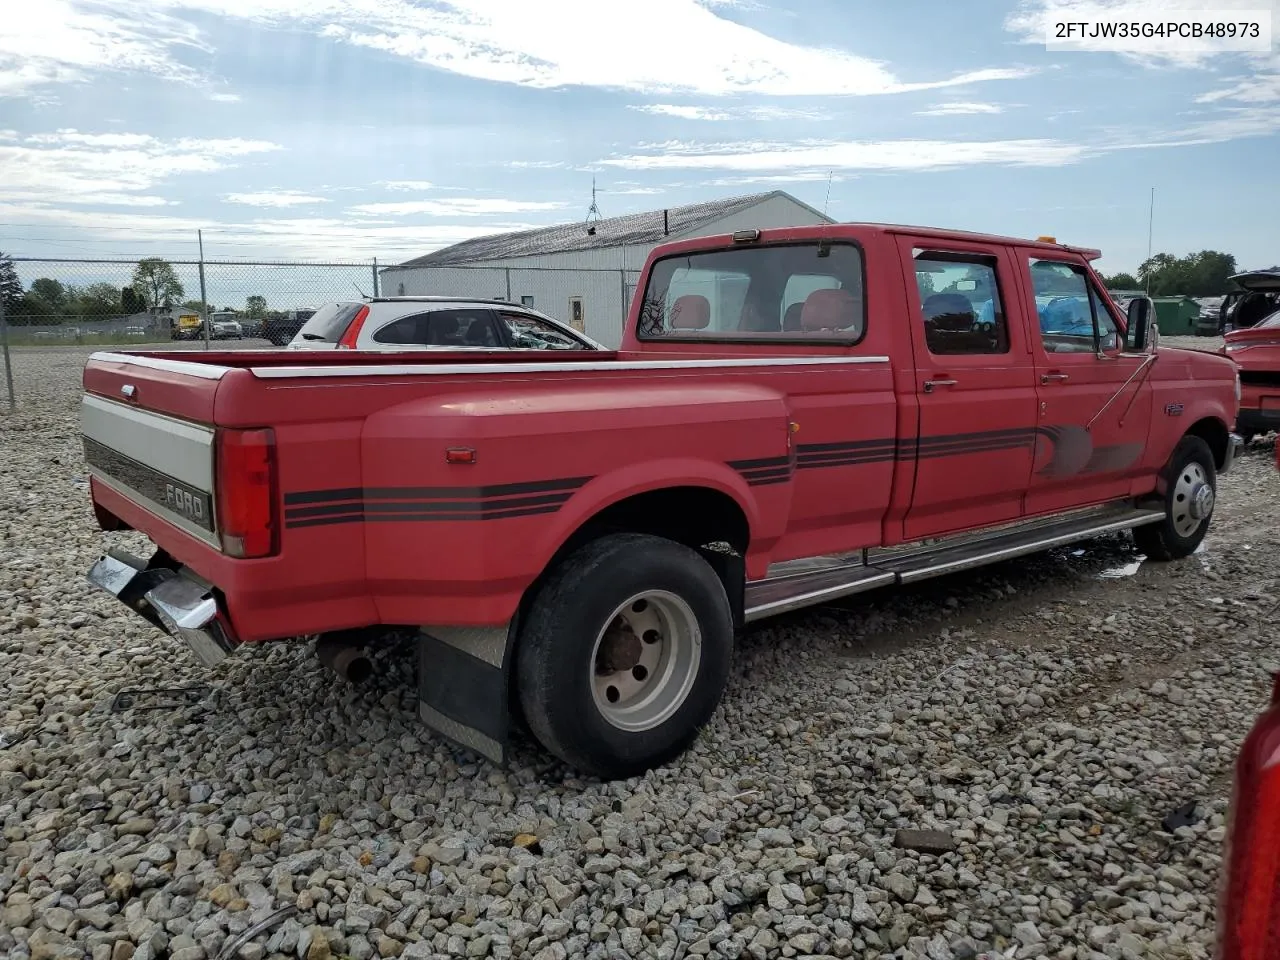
[2,345,1278,960]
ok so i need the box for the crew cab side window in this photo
[373,309,501,347]
[1029,260,1119,353]
[913,252,1009,355]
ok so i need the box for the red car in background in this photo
[1223,309,1280,442]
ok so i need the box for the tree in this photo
[131,258,184,313]
[121,287,141,314]
[0,252,21,317]
[1138,250,1238,297]
[245,295,267,318]
[1103,272,1139,290]
[76,283,122,320]
[29,278,68,313]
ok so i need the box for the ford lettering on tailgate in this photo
[83,438,215,532]
[165,482,208,524]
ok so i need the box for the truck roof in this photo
[688,221,1104,261]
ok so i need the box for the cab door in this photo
[1020,255,1154,514]
[897,237,1039,541]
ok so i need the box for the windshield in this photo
[1260,310,1280,330]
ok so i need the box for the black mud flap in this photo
[417,623,517,766]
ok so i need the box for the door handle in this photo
[923,378,958,393]
[1041,372,1070,383]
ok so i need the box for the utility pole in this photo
[1152,185,1162,293]
[0,293,14,412]
[198,230,210,350]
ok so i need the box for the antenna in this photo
[1145,186,1154,295]
[823,170,834,217]
[352,281,369,299]
[585,177,603,234]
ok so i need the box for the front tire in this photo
[515,533,734,780]
[1133,435,1217,560]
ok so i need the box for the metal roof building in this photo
[379,190,833,348]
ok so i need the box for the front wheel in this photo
[1133,435,1217,560]
[515,533,734,780]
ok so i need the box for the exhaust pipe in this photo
[315,632,373,684]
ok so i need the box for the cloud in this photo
[225,191,330,207]
[346,198,571,217]
[377,180,435,191]
[915,102,1005,116]
[0,129,282,208]
[209,92,241,102]
[4,0,1033,100]
[0,0,206,97]
[0,199,546,261]
[600,137,1090,172]
[629,103,829,121]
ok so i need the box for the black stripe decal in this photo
[284,475,591,507]
[797,453,897,469]
[283,475,593,528]
[728,455,790,470]
[796,439,898,454]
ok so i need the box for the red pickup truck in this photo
[81,222,1242,778]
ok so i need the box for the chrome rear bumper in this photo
[87,552,239,667]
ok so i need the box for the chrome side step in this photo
[742,504,1164,624]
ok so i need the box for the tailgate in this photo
[81,352,227,545]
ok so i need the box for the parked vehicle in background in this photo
[1221,271,1280,332]
[285,298,604,351]
[262,308,316,346]
[171,313,202,340]
[210,317,243,340]
[79,222,1240,779]
[1223,310,1280,441]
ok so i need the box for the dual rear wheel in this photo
[514,533,734,781]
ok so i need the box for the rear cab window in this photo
[912,251,1010,356]
[293,303,365,343]
[637,242,865,342]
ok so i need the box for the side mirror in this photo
[1126,296,1157,353]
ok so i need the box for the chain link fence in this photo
[1,256,381,345]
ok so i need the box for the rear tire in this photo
[515,533,734,780]
[1132,435,1217,561]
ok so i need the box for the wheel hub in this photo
[596,618,643,674]
[1189,481,1214,520]
[589,591,701,733]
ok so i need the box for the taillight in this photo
[336,305,370,350]
[215,428,279,558]
[1218,675,1280,960]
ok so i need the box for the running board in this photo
[742,504,1164,624]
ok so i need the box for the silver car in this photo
[284,298,604,352]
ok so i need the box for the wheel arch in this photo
[1185,415,1231,472]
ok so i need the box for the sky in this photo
[0,0,1278,275]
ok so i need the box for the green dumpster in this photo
[1151,296,1200,336]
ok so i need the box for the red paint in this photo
[1218,676,1280,960]
[83,223,1240,639]
[1224,324,1280,434]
